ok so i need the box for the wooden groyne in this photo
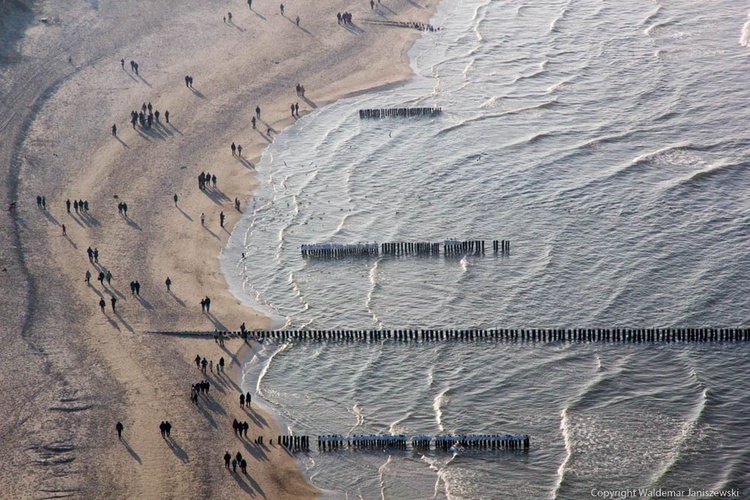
[277,434,311,452]
[362,19,440,31]
[151,328,750,343]
[300,240,510,258]
[317,434,530,452]
[247,327,750,343]
[359,107,442,118]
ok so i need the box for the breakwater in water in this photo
[152,328,750,342]
[272,434,531,453]
[358,107,442,118]
[250,328,750,342]
[300,239,510,258]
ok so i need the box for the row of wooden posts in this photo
[316,434,530,451]
[243,327,750,343]
[300,240,510,258]
[359,107,442,118]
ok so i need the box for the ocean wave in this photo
[549,6,568,34]
[433,387,451,432]
[641,5,662,27]
[671,160,746,190]
[740,10,750,47]
[551,407,573,499]
[644,19,675,36]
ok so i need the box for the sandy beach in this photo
[0,0,435,497]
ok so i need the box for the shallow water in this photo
[226,0,750,497]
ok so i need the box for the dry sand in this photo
[0,0,436,497]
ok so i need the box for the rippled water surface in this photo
[224,0,750,497]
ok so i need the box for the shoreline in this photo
[0,0,441,497]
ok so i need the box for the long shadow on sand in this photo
[115,135,130,149]
[169,290,187,307]
[236,156,254,169]
[63,233,78,249]
[190,86,206,99]
[122,439,142,464]
[137,73,153,88]
[231,470,264,498]
[343,22,365,34]
[283,16,313,36]
[203,226,221,240]
[123,216,141,231]
[176,205,193,221]
[236,436,269,462]
[301,95,318,109]
[166,437,189,463]
[243,407,268,429]
[205,312,228,330]
[168,123,184,135]
[203,187,231,205]
[228,20,246,32]
[136,294,154,310]
[41,209,59,226]
[251,8,266,20]
[114,310,134,332]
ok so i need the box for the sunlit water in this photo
[223,0,750,497]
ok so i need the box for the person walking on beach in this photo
[295,102,299,115]
[219,356,225,372]
[224,451,231,468]
[61,224,66,236]
[251,116,256,129]
[246,391,252,408]
[66,199,71,213]
[173,193,178,206]
[248,0,252,8]
[228,12,232,22]
[201,357,208,374]
[231,142,236,155]
[112,124,117,136]
[205,296,211,313]
[165,421,172,438]
[165,277,172,291]
[240,458,247,474]
[200,298,206,312]
[98,271,105,285]
[99,297,106,312]
[116,422,124,440]
[165,110,169,123]
[240,394,245,408]
[255,106,261,119]
[106,270,113,285]
[159,421,166,438]
[296,15,300,26]
[232,459,238,473]
[111,296,117,313]
[94,248,99,263]
[280,3,284,15]
[242,421,249,438]
[85,270,91,285]
[120,58,125,69]
[237,144,242,156]
[200,212,206,226]
[220,211,225,228]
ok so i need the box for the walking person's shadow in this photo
[121,438,142,464]
[166,437,189,463]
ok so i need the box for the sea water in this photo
[223,0,750,497]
